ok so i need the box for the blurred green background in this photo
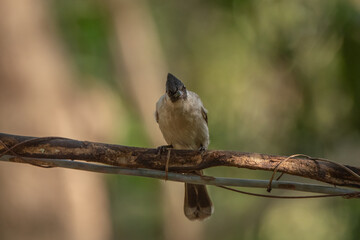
[53,0,360,239]
[1,0,359,239]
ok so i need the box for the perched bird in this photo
[155,73,213,220]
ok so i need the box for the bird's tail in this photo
[184,180,213,220]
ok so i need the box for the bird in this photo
[155,73,213,220]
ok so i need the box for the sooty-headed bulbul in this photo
[155,73,213,220]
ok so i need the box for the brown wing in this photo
[201,107,208,125]
[155,110,159,123]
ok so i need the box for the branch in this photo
[0,154,356,196]
[1,132,360,189]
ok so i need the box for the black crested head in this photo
[166,73,187,102]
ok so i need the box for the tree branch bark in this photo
[1,132,360,188]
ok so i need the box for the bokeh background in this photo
[0,0,359,239]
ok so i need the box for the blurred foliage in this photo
[51,0,115,86]
[51,0,360,239]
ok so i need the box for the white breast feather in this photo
[156,91,209,150]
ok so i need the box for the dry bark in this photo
[1,132,360,188]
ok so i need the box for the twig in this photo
[266,154,360,192]
[1,154,358,197]
[165,148,171,180]
[218,186,360,199]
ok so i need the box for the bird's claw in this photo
[157,145,173,155]
[198,145,206,155]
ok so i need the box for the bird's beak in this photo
[173,90,182,98]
